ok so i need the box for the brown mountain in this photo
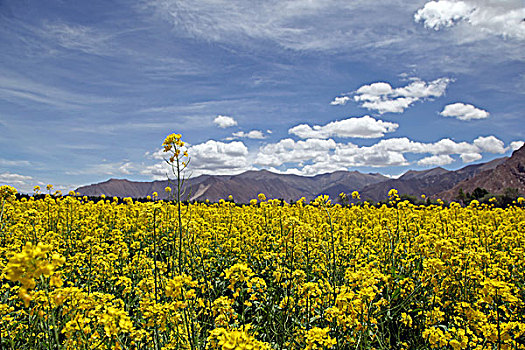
[358,157,506,202]
[439,145,525,201]
[76,170,388,203]
[76,155,512,203]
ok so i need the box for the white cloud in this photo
[394,78,451,99]
[254,134,512,175]
[119,162,134,175]
[440,102,489,120]
[0,172,56,194]
[352,78,452,114]
[143,0,418,52]
[417,154,455,166]
[0,73,114,109]
[298,161,349,176]
[255,138,337,167]
[0,172,35,188]
[414,1,474,30]
[460,152,482,162]
[43,23,112,55]
[431,138,479,155]
[231,130,265,139]
[510,141,524,151]
[143,140,253,178]
[0,158,31,167]
[213,115,237,128]
[142,134,515,179]
[288,115,398,139]
[356,82,393,96]
[189,140,249,167]
[65,161,138,176]
[415,0,525,40]
[330,96,351,105]
[359,97,417,114]
[473,135,506,154]
[334,143,410,167]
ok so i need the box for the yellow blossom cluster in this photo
[0,188,524,349]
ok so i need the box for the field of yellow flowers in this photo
[1,182,524,350]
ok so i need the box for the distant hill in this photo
[76,154,514,203]
[439,145,525,201]
[76,170,388,203]
[358,157,506,202]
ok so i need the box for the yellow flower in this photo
[207,325,270,350]
[388,188,398,198]
[305,327,336,350]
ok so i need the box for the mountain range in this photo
[76,145,525,203]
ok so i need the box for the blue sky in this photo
[1,0,524,193]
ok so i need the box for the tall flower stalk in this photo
[162,133,190,274]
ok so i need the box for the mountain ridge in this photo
[76,150,523,203]
[439,145,525,201]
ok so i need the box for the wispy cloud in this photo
[41,22,114,56]
[0,172,77,194]
[0,73,115,109]
[0,172,35,187]
[65,161,137,177]
[142,0,421,52]
[0,158,31,167]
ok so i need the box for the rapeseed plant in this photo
[1,144,525,349]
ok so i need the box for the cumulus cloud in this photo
[254,134,511,175]
[415,0,525,40]
[414,1,474,30]
[231,130,265,139]
[143,140,252,178]
[334,142,410,167]
[143,133,514,178]
[431,138,479,155]
[440,102,489,120]
[255,138,337,167]
[460,153,482,163]
[417,154,455,166]
[330,96,351,105]
[288,116,398,139]
[213,115,237,128]
[473,135,506,154]
[187,140,251,173]
[296,161,349,176]
[352,78,452,114]
[510,141,524,151]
